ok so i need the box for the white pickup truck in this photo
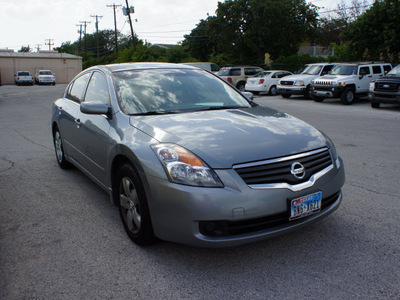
[15,71,34,86]
[35,70,56,85]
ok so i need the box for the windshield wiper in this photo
[129,110,182,116]
[197,105,248,111]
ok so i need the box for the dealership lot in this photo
[1,85,399,299]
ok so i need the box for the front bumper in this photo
[146,157,345,247]
[277,85,306,95]
[368,91,400,105]
[312,86,345,98]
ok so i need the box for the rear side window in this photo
[68,73,91,102]
[230,68,241,76]
[383,65,392,73]
[372,66,382,74]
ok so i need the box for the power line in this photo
[45,39,54,51]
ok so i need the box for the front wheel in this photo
[371,102,380,108]
[116,164,157,246]
[340,88,355,105]
[281,93,291,99]
[313,95,325,102]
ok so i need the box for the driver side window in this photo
[84,72,110,105]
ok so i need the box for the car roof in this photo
[92,62,195,73]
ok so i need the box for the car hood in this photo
[130,106,328,168]
[280,74,317,82]
[316,75,353,81]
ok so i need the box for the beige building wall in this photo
[0,50,82,85]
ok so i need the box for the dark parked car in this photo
[369,64,400,108]
[51,63,345,247]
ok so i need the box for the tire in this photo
[313,95,325,102]
[304,86,312,100]
[269,85,277,96]
[116,164,157,246]
[340,87,355,105]
[251,91,259,95]
[236,82,246,91]
[371,102,380,108]
[53,128,71,169]
[281,93,291,99]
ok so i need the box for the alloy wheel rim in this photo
[55,131,63,163]
[119,177,141,234]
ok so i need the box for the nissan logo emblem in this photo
[290,162,306,179]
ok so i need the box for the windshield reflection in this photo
[113,69,251,115]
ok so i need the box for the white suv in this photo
[277,63,336,99]
[311,62,392,105]
[218,66,264,91]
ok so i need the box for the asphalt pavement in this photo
[0,85,399,299]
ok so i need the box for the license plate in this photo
[289,192,322,221]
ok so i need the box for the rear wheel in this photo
[340,87,355,105]
[304,86,312,100]
[53,128,71,169]
[236,82,246,91]
[269,85,277,96]
[116,164,157,246]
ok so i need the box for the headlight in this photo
[294,81,305,86]
[152,144,223,187]
[369,82,375,91]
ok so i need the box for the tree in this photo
[18,45,31,52]
[184,0,319,65]
[342,0,400,62]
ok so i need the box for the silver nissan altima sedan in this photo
[51,63,345,247]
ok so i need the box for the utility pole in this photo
[76,24,83,53]
[45,39,54,51]
[80,20,91,61]
[90,15,103,58]
[124,0,136,51]
[107,3,122,55]
[35,44,41,52]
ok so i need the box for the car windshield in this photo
[386,65,400,76]
[40,71,52,75]
[254,71,271,78]
[301,65,323,75]
[330,65,357,76]
[113,69,251,115]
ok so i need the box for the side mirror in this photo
[80,102,111,117]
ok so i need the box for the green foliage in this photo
[184,0,319,65]
[18,45,31,52]
[342,0,400,63]
[272,54,329,72]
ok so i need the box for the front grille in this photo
[375,82,400,92]
[314,80,332,86]
[199,191,341,237]
[234,148,332,186]
[280,80,294,86]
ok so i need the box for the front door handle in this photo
[74,118,81,128]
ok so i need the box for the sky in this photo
[0,0,367,52]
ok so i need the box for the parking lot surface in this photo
[1,85,399,299]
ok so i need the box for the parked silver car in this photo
[51,63,345,247]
